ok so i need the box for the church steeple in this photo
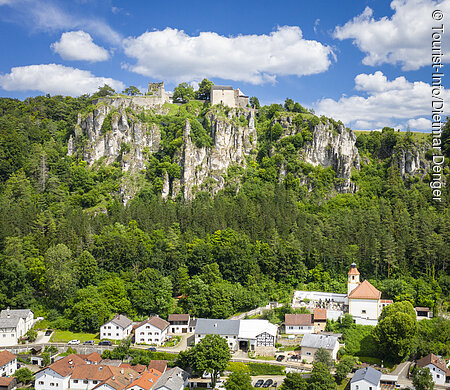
[347,262,360,295]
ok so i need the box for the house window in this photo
[50,383,54,386]
[116,333,119,336]
[437,374,440,378]
[83,380,88,384]
[38,381,44,385]
[306,352,311,356]
[93,380,98,384]
[73,380,78,383]
[362,310,366,314]
[355,386,359,390]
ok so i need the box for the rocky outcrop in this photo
[394,145,430,179]
[72,104,160,173]
[71,100,257,202]
[179,110,257,199]
[302,122,360,192]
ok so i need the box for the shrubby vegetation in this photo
[0,88,448,345]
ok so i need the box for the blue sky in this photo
[0,0,448,131]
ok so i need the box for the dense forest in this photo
[0,86,449,340]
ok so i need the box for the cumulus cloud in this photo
[334,0,450,70]
[122,26,334,84]
[0,0,121,44]
[51,31,110,61]
[0,64,124,96]
[314,71,450,130]
[407,117,432,131]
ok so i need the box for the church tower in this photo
[347,262,360,295]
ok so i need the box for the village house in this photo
[0,351,17,377]
[350,367,381,390]
[313,308,327,332]
[194,318,277,355]
[35,354,87,390]
[0,377,16,390]
[416,354,449,386]
[210,86,249,108]
[134,317,169,346]
[284,314,314,334]
[100,314,133,341]
[0,309,34,347]
[299,334,340,363]
[33,353,184,390]
[167,314,190,334]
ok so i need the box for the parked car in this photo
[263,379,273,388]
[276,355,285,362]
[254,379,264,387]
[68,339,80,345]
[147,347,157,352]
[98,340,112,346]
[83,340,95,345]
[45,330,53,336]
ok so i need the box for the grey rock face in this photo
[395,145,430,178]
[302,122,360,192]
[180,110,257,200]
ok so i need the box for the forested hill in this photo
[0,90,449,335]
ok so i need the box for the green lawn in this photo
[50,330,100,343]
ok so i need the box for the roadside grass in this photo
[337,378,350,390]
[50,330,99,343]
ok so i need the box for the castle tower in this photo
[347,262,360,296]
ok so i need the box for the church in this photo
[347,263,392,325]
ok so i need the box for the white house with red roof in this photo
[134,317,169,346]
[0,350,17,377]
[416,354,449,386]
[347,263,392,325]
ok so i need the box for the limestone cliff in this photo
[177,110,257,199]
[302,122,360,192]
[393,144,430,179]
[70,100,257,202]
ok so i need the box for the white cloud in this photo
[122,26,334,84]
[334,0,450,70]
[407,117,432,130]
[0,0,121,44]
[51,31,110,61]
[0,64,124,96]
[314,71,450,130]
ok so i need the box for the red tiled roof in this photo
[348,280,381,300]
[0,350,16,367]
[0,377,15,386]
[136,316,169,331]
[417,354,447,373]
[348,266,360,275]
[44,354,86,377]
[120,363,147,375]
[380,300,393,304]
[126,368,162,390]
[168,314,189,322]
[314,308,327,321]
[147,360,167,373]
[285,314,313,326]
[415,307,430,312]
